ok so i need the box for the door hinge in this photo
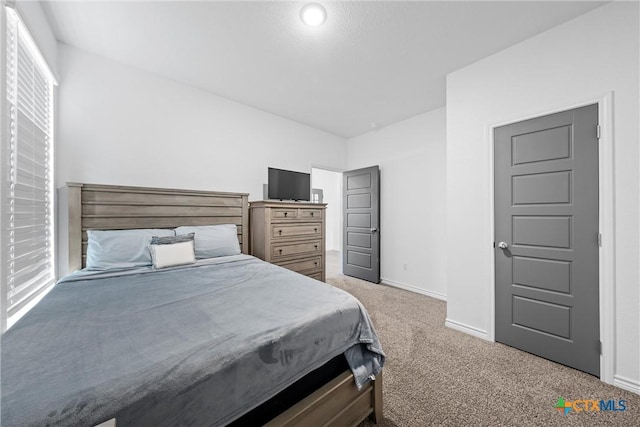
[493,241,496,248]
[598,233,602,247]
[599,340,602,355]
[596,125,601,139]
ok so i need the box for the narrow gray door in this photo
[343,166,380,283]
[495,104,599,376]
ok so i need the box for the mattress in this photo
[1,255,384,426]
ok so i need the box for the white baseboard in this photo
[445,318,490,341]
[613,375,640,395]
[380,278,447,301]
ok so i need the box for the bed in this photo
[1,183,384,426]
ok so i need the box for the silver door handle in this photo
[498,242,509,250]
[371,227,378,233]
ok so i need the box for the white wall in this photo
[311,168,342,252]
[446,2,639,391]
[348,107,447,300]
[55,44,347,200]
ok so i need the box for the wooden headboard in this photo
[58,183,249,275]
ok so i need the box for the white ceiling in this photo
[41,1,606,138]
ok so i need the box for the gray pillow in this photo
[86,228,175,270]
[174,224,241,259]
[150,233,195,245]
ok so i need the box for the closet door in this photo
[494,105,599,376]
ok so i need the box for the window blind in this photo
[4,7,55,324]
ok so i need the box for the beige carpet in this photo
[324,256,639,426]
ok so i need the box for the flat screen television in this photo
[268,167,311,201]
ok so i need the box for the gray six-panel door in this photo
[343,166,380,283]
[494,104,599,376]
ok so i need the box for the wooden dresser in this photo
[249,200,327,281]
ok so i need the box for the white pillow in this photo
[149,233,196,269]
[150,240,196,269]
[174,224,241,259]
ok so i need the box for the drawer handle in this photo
[311,212,314,216]
[314,244,318,249]
[314,228,318,232]
[284,212,288,217]
[278,229,282,235]
[314,261,318,266]
[279,249,283,255]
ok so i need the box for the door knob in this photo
[498,242,509,250]
[371,227,378,233]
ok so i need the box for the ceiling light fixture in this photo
[300,3,327,27]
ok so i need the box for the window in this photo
[2,5,56,331]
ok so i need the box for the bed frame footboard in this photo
[265,370,383,426]
[95,371,382,427]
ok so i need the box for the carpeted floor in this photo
[324,252,640,427]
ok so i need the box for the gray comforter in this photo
[1,255,384,427]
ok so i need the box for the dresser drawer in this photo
[272,223,322,239]
[277,256,322,274]
[299,208,322,220]
[308,272,323,281]
[272,240,322,259]
[271,208,298,220]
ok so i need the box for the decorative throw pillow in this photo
[149,233,196,269]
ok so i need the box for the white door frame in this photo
[487,92,615,385]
